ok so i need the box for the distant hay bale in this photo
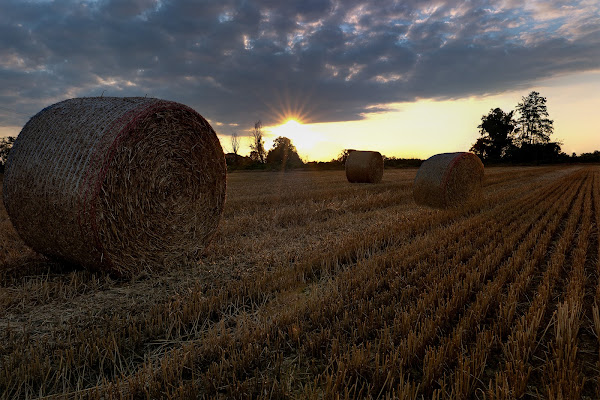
[413,152,484,208]
[345,150,384,183]
[2,97,226,276]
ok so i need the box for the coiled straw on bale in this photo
[345,150,384,183]
[2,97,226,276]
[413,152,483,208]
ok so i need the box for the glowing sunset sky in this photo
[0,0,598,161]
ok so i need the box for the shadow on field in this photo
[0,254,87,286]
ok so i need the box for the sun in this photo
[270,119,320,151]
[280,119,303,136]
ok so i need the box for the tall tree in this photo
[266,136,303,169]
[230,131,240,161]
[249,120,266,163]
[515,91,553,145]
[470,108,515,161]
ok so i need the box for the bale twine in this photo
[345,150,384,183]
[413,152,483,208]
[2,97,226,276]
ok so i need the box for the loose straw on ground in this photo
[345,150,384,183]
[413,152,484,208]
[2,97,227,276]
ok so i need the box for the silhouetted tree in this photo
[579,150,600,163]
[382,156,423,168]
[471,92,565,164]
[266,136,303,169]
[249,120,266,163]
[470,108,516,161]
[0,136,16,172]
[509,141,564,164]
[470,137,493,160]
[230,131,240,162]
[515,91,553,145]
[336,149,355,165]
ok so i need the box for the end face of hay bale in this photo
[413,152,483,208]
[2,97,226,276]
[345,151,384,183]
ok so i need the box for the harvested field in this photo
[1,165,599,399]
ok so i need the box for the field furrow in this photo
[542,171,593,399]
[0,165,597,399]
[425,171,585,398]
[100,168,589,398]
[488,170,591,399]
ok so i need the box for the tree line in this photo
[1,92,599,173]
[226,123,422,171]
[227,120,304,170]
[471,91,569,164]
[227,91,598,171]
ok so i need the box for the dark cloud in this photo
[102,0,159,19]
[0,0,598,131]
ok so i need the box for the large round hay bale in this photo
[413,152,483,208]
[345,150,384,183]
[2,97,226,276]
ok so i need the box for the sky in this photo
[0,0,599,161]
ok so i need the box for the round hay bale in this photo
[2,97,226,276]
[345,150,384,183]
[413,152,483,208]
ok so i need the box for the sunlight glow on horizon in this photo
[268,119,321,155]
[2,74,597,164]
[244,70,599,162]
